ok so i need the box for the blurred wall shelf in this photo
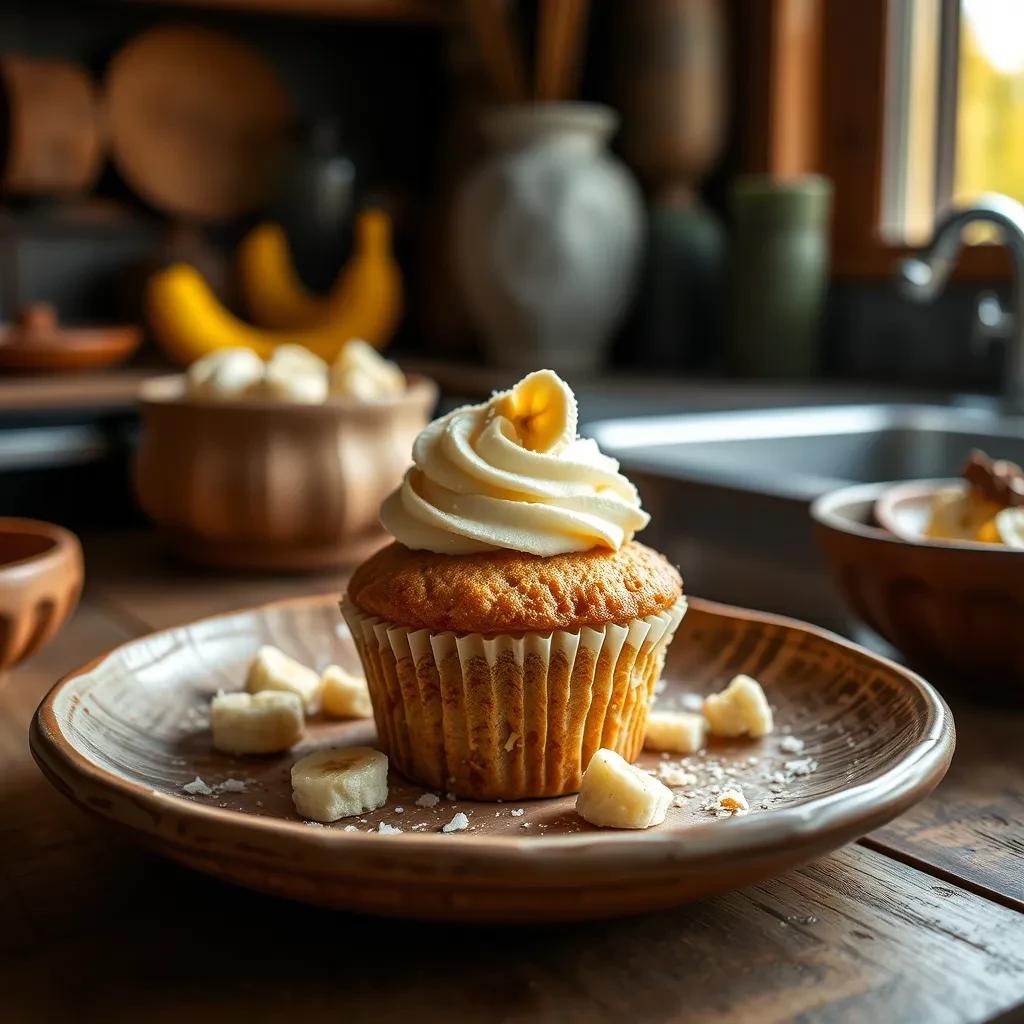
[127,0,448,24]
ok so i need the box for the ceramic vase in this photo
[454,103,644,374]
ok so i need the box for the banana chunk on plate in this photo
[291,746,388,822]
[576,748,672,830]
[246,645,322,712]
[211,690,304,754]
[321,664,373,719]
[703,674,774,738]
[643,709,707,754]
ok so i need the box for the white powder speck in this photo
[218,778,246,793]
[304,821,324,827]
[394,807,404,813]
[415,793,440,808]
[511,808,525,817]
[442,812,469,833]
[377,822,402,835]
[785,758,817,776]
[344,825,358,832]
[657,765,697,787]
[182,776,212,796]
[780,736,805,754]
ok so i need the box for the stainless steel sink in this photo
[588,403,1024,500]
[587,403,1024,631]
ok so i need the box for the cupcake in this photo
[342,369,685,800]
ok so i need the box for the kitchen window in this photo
[817,0,1020,276]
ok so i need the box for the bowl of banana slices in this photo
[134,341,437,571]
[813,450,1024,698]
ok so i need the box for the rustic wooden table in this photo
[2,532,1022,1024]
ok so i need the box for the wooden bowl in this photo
[0,304,141,373]
[105,25,292,221]
[0,518,82,671]
[30,593,953,923]
[0,55,104,195]
[813,482,1024,694]
[134,374,437,571]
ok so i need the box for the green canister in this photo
[730,175,833,377]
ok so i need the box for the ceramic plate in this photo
[31,595,954,923]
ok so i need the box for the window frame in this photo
[746,0,1011,279]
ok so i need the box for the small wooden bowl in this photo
[134,374,438,571]
[0,304,142,373]
[0,518,83,671]
[813,482,1024,696]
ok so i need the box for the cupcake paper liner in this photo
[341,597,687,800]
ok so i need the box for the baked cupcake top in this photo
[348,540,682,633]
[380,369,649,556]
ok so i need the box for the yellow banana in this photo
[146,263,360,366]
[237,208,403,346]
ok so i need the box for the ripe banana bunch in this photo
[492,368,578,452]
[291,746,388,822]
[246,645,323,713]
[211,690,305,755]
[237,208,403,339]
[321,664,373,719]
[146,210,402,367]
[575,748,672,829]
[702,675,774,738]
[643,710,707,755]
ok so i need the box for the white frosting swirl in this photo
[380,370,649,555]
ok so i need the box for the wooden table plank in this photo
[0,595,138,957]
[83,531,347,633]
[1,835,1021,1024]
[866,696,1024,910]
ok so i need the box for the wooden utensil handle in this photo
[535,0,590,102]
[462,0,527,103]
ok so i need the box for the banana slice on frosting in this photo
[491,369,578,453]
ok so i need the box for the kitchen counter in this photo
[1,531,1021,1023]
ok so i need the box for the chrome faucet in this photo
[898,193,1024,410]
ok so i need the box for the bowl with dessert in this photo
[812,450,1024,694]
[134,341,437,570]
